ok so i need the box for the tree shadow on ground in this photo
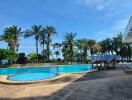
[0,69,129,100]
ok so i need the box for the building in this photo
[122,16,132,43]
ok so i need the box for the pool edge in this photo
[0,69,97,85]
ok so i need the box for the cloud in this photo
[105,11,119,17]
[90,18,129,41]
[111,18,128,31]
[78,0,112,11]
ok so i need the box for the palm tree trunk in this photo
[47,36,50,62]
[42,37,45,63]
[36,38,39,63]
[70,45,73,62]
[47,43,50,62]
[0,60,1,65]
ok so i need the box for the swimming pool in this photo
[0,64,94,82]
[8,73,57,81]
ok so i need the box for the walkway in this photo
[0,69,132,100]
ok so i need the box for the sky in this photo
[0,0,132,54]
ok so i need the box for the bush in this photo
[0,49,18,64]
[27,52,37,63]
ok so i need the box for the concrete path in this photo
[0,69,132,100]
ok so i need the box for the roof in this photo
[122,16,132,43]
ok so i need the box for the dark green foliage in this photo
[0,49,18,64]
[62,32,77,61]
[44,26,57,62]
[0,25,22,51]
[24,25,43,63]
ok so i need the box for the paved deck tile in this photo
[0,69,132,100]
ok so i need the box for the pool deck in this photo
[0,68,132,100]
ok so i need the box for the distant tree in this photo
[127,45,132,61]
[99,38,112,54]
[39,29,46,54]
[75,38,89,62]
[27,52,38,63]
[93,43,102,54]
[0,49,5,64]
[0,25,22,51]
[44,26,57,62]
[53,43,62,60]
[112,33,122,55]
[0,49,18,65]
[75,39,85,61]
[62,32,77,61]
[87,39,96,55]
[75,38,96,62]
[39,29,47,62]
[24,25,43,63]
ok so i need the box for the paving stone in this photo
[0,69,132,100]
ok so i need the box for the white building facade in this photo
[122,16,132,43]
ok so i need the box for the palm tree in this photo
[24,25,43,63]
[39,29,47,62]
[0,25,22,51]
[44,26,57,62]
[112,33,122,55]
[0,32,12,49]
[99,38,112,54]
[62,32,77,61]
[39,30,46,52]
[87,39,96,55]
[75,38,89,61]
[53,43,62,59]
[93,43,102,54]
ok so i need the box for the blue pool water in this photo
[59,65,93,73]
[8,73,57,81]
[0,64,94,81]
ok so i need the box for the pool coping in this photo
[0,69,97,85]
[0,64,93,69]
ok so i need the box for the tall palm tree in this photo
[53,43,62,59]
[62,32,77,61]
[112,33,122,55]
[39,29,46,54]
[39,30,47,63]
[93,43,102,53]
[87,39,96,55]
[75,38,89,61]
[0,32,12,49]
[24,25,43,63]
[0,25,22,51]
[99,38,112,54]
[44,26,57,62]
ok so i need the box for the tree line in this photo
[0,25,131,64]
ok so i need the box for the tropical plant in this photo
[75,38,89,62]
[93,43,102,53]
[0,25,22,51]
[87,39,96,55]
[112,33,122,55]
[27,52,37,63]
[62,32,77,61]
[53,43,62,59]
[39,30,46,53]
[44,26,57,62]
[24,25,43,63]
[99,38,112,54]
[39,29,47,62]
[0,49,5,64]
[0,49,18,65]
